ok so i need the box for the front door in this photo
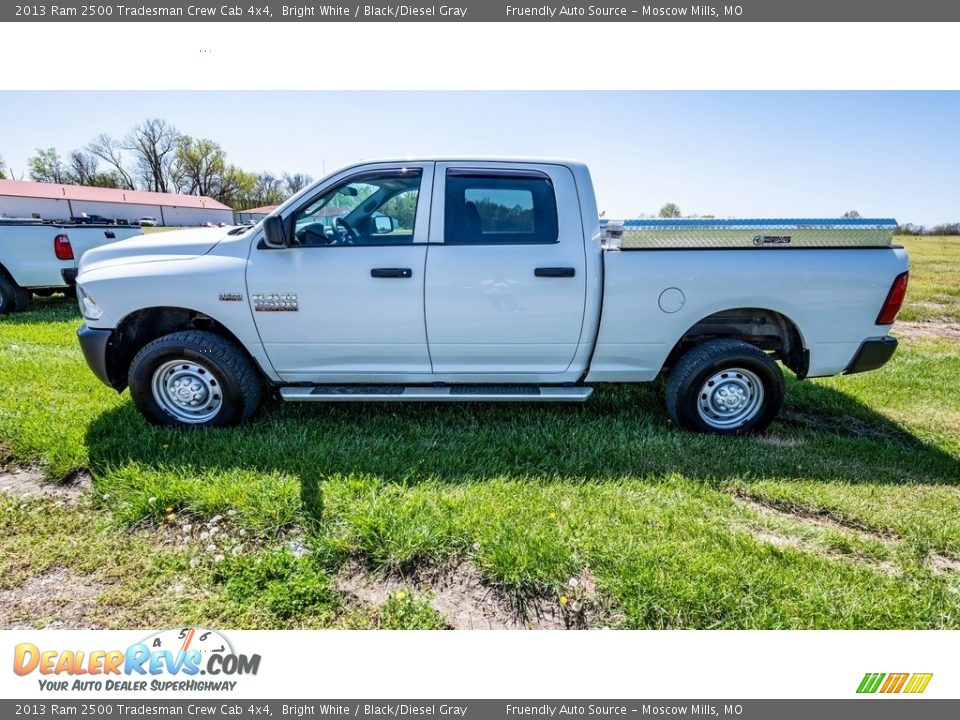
[248,163,434,381]
[424,162,587,375]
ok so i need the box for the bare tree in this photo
[86,134,136,190]
[66,150,100,185]
[125,118,180,193]
[842,210,861,219]
[254,172,284,206]
[282,172,313,196]
[659,202,682,218]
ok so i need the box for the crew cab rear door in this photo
[424,162,587,374]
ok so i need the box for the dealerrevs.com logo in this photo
[857,672,933,694]
[13,627,261,692]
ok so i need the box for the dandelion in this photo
[165,506,173,513]
[395,591,407,601]
[559,595,569,607]
[165,513,177,523]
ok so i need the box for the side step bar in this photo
[279,385,593,403]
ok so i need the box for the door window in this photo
[291,169,422,246]
[444,172,559,245]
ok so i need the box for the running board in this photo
[279,385,593,403]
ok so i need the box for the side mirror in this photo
[372,215,394,234]
[262,215,289,247]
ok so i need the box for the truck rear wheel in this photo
[0,275,30,315]
[128,330,262,428]
[665,339,784,435]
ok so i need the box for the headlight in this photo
[77,285,103,321]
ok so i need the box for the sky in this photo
[0,91,957,225]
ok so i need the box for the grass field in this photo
[0,236,958,629]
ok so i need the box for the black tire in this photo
[665,339,784,435]
[128,330,262,428]
[0,275,30,315]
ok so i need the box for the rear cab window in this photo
[443,170,559,245]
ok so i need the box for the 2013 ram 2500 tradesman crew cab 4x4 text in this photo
[74,159,909,434]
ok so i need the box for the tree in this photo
[66,150,100,185]
[253,172,284,207]
[174,136,227,197]
[659,202,682,218]
[282,172,313,196]
[27,147,67,183]
[125,118,180,193]
[842,210,861,219]
[0,155,7,180]
[86,133,136,190]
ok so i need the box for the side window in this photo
[444,172,559,245]
[291,169,422,246]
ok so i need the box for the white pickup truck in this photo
[0,219,142,313]
[74,159,909,434]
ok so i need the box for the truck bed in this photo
[600,218,897,249]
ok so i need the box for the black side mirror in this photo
[372,215,394,234]
[262,215,289,247]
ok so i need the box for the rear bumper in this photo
[61,268,78,286]
[844,336,898,375]
[77,324,115,388]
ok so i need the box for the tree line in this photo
[655,204,958,235]
[0,119,314,211]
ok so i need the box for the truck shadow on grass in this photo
[84,376,960,527]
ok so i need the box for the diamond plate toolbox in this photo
[601,218,897,249]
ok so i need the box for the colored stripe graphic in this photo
[904,674,934,694]
[857,672,932,694]
[880,673,909,693]
[857,673,885,693]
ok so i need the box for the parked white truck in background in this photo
[0,219,142,314]
[74,159,909,434]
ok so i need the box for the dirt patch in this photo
[0,467,90,502]
[337,561,602,629]
[734,494,960,575]
[735,493,897,542]
[930,553,960,575]
[894,322,960,342]
[754,434,805,448]
[0,568,105,629]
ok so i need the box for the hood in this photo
[78,227,231,273]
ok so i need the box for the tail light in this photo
[54,234,74,261]
[876,271,909,325]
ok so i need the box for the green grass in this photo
[897,236,960,323]
[0,236,958,629]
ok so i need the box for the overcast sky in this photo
[0,91,956,225]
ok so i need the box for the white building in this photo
[234,205,277,224]
[0,179,234,226]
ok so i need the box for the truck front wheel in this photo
[128,330,262,428]
[665,339,784,435]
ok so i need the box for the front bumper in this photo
[844,336,898,375]
[77,324,114,388]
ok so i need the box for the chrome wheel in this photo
[150,359,223,424]
[696,367,764,430]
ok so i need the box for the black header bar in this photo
[5,0,960,22]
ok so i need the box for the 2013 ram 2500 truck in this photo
[74,159,909,434]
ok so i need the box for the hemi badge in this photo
[219,292,243,302]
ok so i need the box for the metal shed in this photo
[0,179,234,226]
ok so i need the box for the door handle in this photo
[534,267,576,278]
[371,268,413,279]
